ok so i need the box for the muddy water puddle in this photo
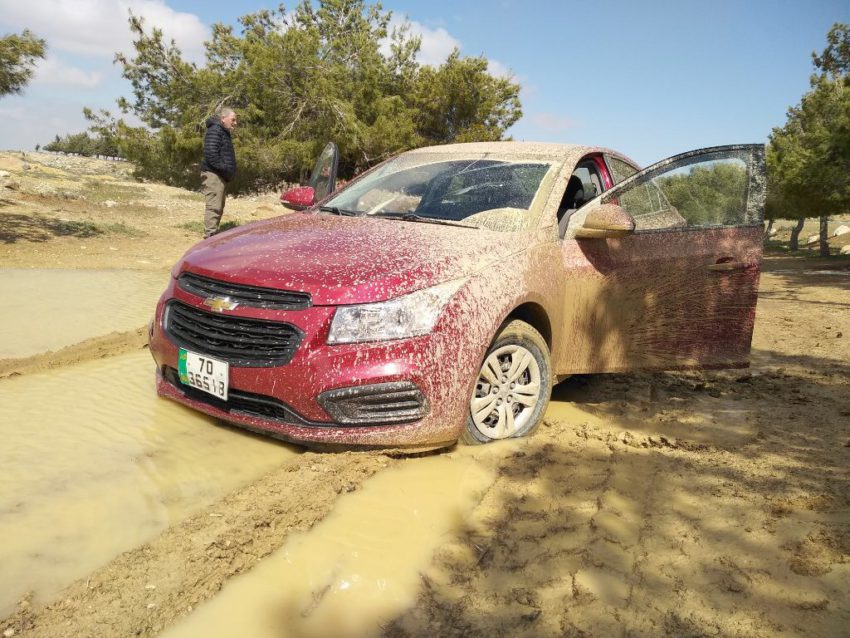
[160,400,603,638]
[0,350,296,616]
[161,445,512,638]
[0,269,167,359]
[160,393,753,638]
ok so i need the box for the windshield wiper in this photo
[371,211,479,229]
[319,205,361,216]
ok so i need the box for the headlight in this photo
[327,279,465,344]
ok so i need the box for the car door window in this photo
[599,147,762,232]
[615,177,686,230]
[607,156,639,184]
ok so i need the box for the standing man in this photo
[201,107,238,238]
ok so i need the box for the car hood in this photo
[175,213,527,305]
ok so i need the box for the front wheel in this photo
[463,320,552,444]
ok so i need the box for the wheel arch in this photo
[505,302,552,352]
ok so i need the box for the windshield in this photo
[322,152,560,232]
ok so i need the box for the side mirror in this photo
[280,185,316,210]
[574,203,635,239]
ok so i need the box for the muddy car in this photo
[148,142,766,450]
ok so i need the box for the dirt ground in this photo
[1,152,849,637]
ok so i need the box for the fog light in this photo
[318,382,429,425]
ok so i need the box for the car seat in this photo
[557,175,602,238]
[557,175,585,237]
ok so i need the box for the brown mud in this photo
[0,327,147,378]
[1,152,849,637]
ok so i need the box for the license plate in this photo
[178,348,229,401]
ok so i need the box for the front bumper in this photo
[148,279,477,449]
[154,369,455,449]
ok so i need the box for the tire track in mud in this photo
[0,451,397,638]
[3,349,849,637]
[384,373,850,638]
[572,443,663,634]
[384,419,657,637]
[0,327,148,379]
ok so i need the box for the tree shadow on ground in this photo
[379,241,850,637]
[383,350,850,637]
[378,239,850,637]
[762,251,850,272]
[0,213,102,243]
[761,262,850,297]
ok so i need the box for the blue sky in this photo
[1,0,847,165]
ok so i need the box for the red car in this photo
[148,141,766,450]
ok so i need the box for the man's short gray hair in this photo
[218,107,235,119]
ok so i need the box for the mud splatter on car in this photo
[149,142,766,449]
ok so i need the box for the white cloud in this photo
[520,82,538,100]
[0,104,29,120]
[0,97,90,150]
[0,0,209,63]
[384,16,459,67]
[33,56,104,88]
[0,0,210,151]
[409,22,460,67]
[487,59,513,79]
[385,16,513,81]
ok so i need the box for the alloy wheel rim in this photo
[471,344,541,439]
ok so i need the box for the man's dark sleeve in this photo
[220,138,236,180]
[203,128,226,173]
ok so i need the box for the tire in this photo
[462,320,552,445]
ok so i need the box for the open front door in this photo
[558,144,766,373]
[280,142,339,210]
[308,142,339,203]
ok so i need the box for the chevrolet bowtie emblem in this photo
[203,296,239,312]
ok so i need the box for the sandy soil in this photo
[0,151,285,271]
[1,152,849,637]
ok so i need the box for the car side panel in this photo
[554,225,762,373]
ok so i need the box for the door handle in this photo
[706,261,747,272]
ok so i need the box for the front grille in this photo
[177,272,311,310]
[164,300,302,367]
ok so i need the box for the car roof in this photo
[403,141,634,167]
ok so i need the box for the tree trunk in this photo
[789,218,805,251]
[819,215,830,257]
[764,218,774,239]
